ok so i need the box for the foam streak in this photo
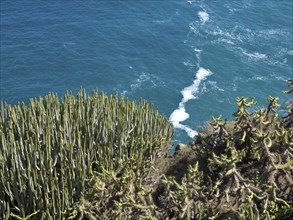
[169,67,212,138]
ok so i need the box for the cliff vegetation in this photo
[0,81,292,219]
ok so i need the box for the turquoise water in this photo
[1,1,292,144]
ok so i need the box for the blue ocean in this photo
[1,0,292,144]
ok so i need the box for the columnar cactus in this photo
[0,89,173,219]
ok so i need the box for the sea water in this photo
[1,0,292,145]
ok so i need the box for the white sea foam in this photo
[215,38,235,45]
[187,0,196,5]
[188,22,198,34]
[259,29,287,36]
[183,60,195,67]
[182,68,212,102]
[255,76,265,81]
[198,11,209,24]
[170,107,189,125]
[207,81,224,92]
[235,74,287,84]
[235,46,288,66]
[209,27,237,40]
[205,26,288,50]
[130,72,151,90]
[169,67,212,138]
[176,123,199,138]
[193,48,202,53]
[169,108,198,138]
[242,51,267,61]
[192,47,202,67]
[122,72,165,96]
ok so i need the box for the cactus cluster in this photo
[159,86,293,219]
[1,82,292,219]
[64,159,158,219]
[0,89,173,219]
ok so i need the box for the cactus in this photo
[0,88,173,219]
[161,162,209,220]
[159,85,292,219]
[1,81,292,219]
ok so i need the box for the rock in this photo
[189,141,199,150]
[189,141,196,148]
[174,143,187,153]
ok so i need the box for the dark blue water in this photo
[1,0,292,144]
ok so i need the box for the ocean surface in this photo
[1,0,292,145]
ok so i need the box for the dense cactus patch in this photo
[0,81,292,219]
[0,89,173,219]
[159,95,292,219]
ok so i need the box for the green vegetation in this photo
[0,81,292,219]
[0,89,173,219]
[158,80,293,219]
[159,96,292,219]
